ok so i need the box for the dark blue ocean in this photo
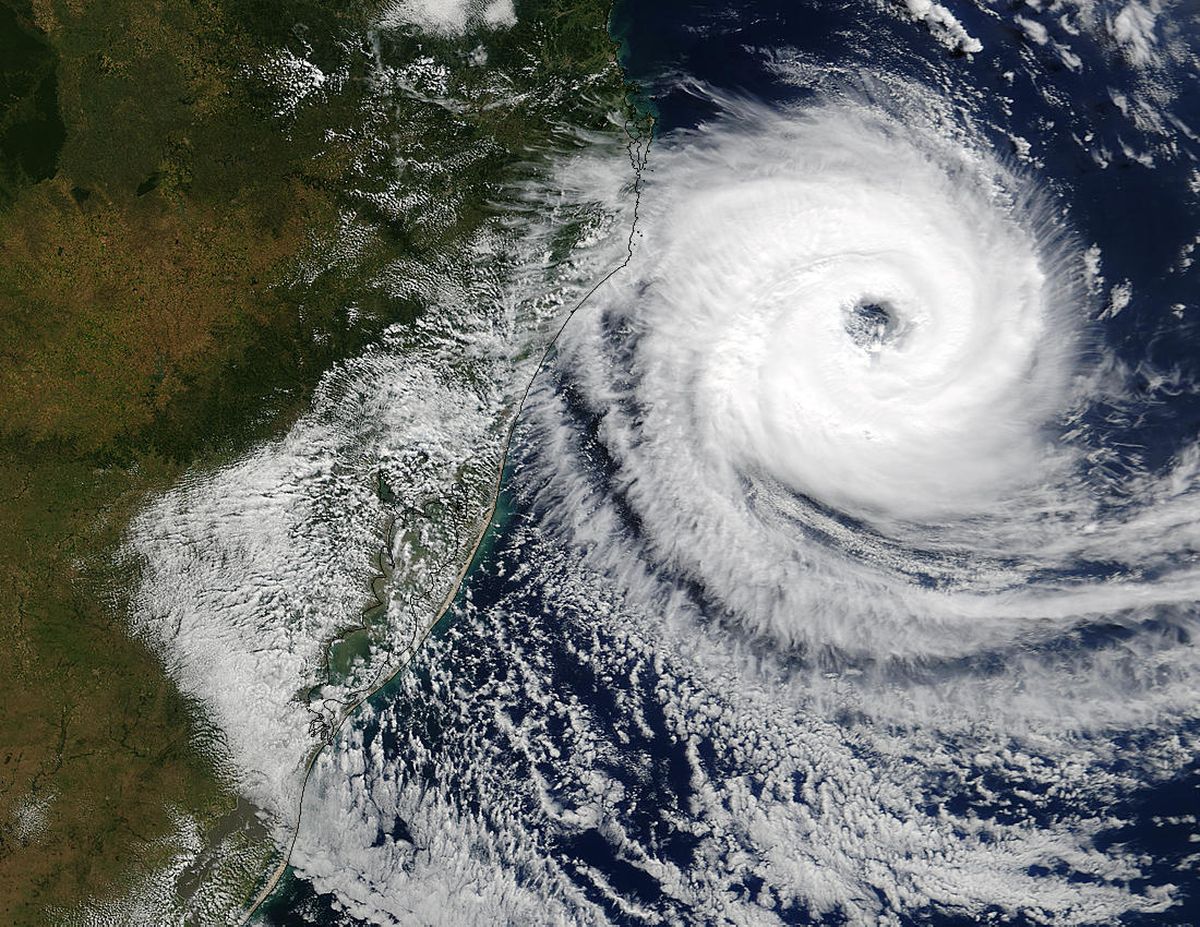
[260,0,1200,923]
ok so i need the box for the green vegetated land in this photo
[0,0,630,920]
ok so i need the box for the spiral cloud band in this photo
[551,96,1200,726]
[278,93,1200,925]
[646,114,1069,523]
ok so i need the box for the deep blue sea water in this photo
[261,0,1200,923]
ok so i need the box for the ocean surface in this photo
[260,0,1200,923]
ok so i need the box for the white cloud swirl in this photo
[550,95,1200,736]
[284,90,1199,926]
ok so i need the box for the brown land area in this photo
[0,0,630,918]
[0,0,390,919]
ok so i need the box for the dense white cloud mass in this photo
[895,0,983,54]
[287,92,1197,925]
[550,99,1200,708]
[129,352,503,817]
[380,0,516,36]
[126,122,641,830]
[117,0,1200,914]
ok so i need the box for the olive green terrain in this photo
[0,0,628,920]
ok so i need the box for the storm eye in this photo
[843,300,898,351]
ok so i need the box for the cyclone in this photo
[634,107,1074,525]
[267,10,1200,924]
[544,94,1200,735]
